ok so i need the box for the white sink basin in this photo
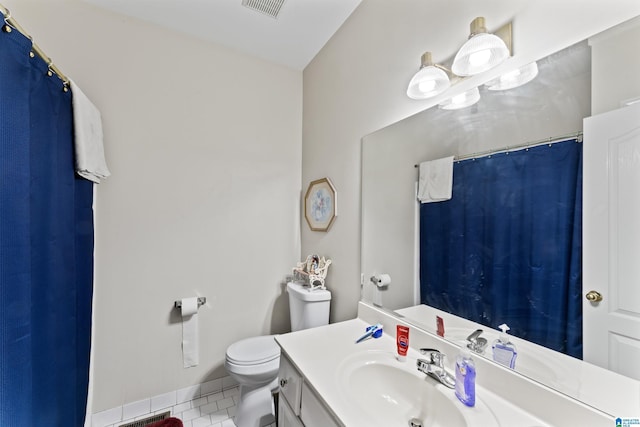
[336,350,499,427]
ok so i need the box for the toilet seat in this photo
[226,335,280,366]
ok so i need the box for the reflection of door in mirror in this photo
[583,101,640,381]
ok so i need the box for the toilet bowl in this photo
[225,282,331,427]
[225,335,280,427]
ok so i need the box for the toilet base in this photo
[233,379,277,427]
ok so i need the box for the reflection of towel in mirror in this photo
[70,80,111,184]
[417,156,454,203]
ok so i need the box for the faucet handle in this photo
[466,329,483,342]
[466,329,488,353]
[419,347,439,355]
[419,348,444,366]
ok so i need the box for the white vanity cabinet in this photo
[278,395,303,427]
[278,354,340,427]
[278,355,303,427]
[299,383,339,427]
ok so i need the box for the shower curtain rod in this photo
[414,131,583,167]
[0,3,69,89]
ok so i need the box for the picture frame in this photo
[304,177,337,232]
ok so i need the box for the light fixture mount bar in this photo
[421,51,434,67]
[420,52,454,76]
[494,21,513,55]
[470,17,488,36]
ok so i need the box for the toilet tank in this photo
[286,282,331,332]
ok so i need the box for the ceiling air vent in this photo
[242,0,286,19]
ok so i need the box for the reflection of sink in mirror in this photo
[395,305,581,395]
[444,327,564,386]
[336,350,499,427]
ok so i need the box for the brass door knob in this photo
[586,290,603,302]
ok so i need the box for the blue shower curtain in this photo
[0,26,93,425]
[420,140,582,358]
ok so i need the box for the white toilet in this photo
[224,282,331,427]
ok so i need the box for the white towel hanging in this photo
[417,156,454,203]
[70,80,111,184]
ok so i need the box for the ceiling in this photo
[81,0,362,70]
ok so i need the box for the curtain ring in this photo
[2,7,12,33]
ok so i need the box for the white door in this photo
[583,102,640,380]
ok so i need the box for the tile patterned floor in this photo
[111,386,276,427]
[171,385,238,427]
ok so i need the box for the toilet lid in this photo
[226,335,280,365]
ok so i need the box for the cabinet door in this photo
[279,356,302,416]
[278,393,304,427]
[300,383,340,427]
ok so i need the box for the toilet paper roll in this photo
[373,274,391,288]
[181,297,199,368]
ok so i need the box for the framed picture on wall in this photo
[304,177,337,232]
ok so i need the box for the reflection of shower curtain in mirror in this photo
[420,140,582,358]
[0,29,94,425]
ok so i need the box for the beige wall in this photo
[302,0,640,324]
[590,16,640,115]
[6,0,302,413]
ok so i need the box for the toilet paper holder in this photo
[174,297,207,309]
[370,274,391,288]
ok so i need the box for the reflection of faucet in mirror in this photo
[466,329,487,355]
[416,348,456,388]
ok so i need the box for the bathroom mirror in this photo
[360,15,640,416]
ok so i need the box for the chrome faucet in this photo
[416,348,456,388]
[466,329,488,354]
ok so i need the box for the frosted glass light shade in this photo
[485,62,539,91]
[452,33,509,76]
[407,66,451,99]
[439,87,481,110]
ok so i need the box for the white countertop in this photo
[275,317,557,427]
[396,303,640,417]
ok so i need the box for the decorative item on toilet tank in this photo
[292,254,332,289]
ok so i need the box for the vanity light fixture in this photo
[485,62,539,91]
[451,17,512,76]
[406,52,451,100]
[438,87,481,110]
